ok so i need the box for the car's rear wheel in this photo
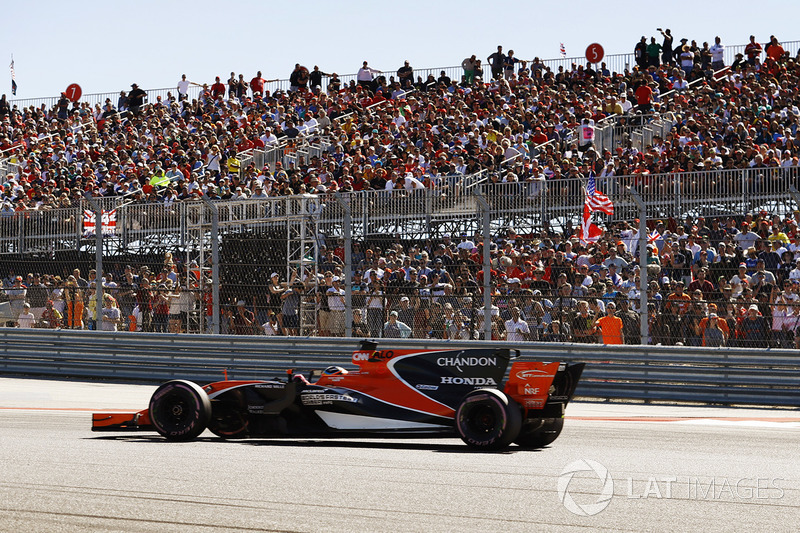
[149,380,211,441]
[514,418,564,448]
[455,389,521,450]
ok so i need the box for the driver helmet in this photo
[321,366,349,376]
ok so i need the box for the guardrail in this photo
[1,329,798,407]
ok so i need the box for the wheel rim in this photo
[456,391,521,450]
[468,405,499,434]
[154,391,193,430]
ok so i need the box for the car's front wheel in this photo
[148,380,211,441]
[455,389,521,451]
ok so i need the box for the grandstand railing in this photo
[594,113,679,155]
[461,109,683,197]
[591,59,714,156]
[235,89,413,177]
[0,118,96,178]
[236,135,334,176]
[9,40,799,111]
[2,166,799,256]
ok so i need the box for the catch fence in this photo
[1,168,800,346]
[4,165,796,255]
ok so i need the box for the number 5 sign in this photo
[585,43,604,64]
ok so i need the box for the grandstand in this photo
[2,35,800,348]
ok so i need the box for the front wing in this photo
[92,410,152,432]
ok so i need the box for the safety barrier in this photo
[1,329,798,407]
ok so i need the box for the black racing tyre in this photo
[208,400,249,439]
[455,389,522,451]
[148,380,211,442]
[514,418,564,449]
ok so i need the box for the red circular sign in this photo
[65,83,82,102]
[585,43,605,64]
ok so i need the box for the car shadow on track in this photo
[88,435,548,454]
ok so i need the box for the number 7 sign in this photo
[65,83,82,102]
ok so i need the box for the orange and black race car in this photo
[92,341,584,450]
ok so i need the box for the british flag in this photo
[83,209,117,236]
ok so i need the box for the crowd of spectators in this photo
[0,255,200,333]
[2,33,800,347]
[1,33,799,211]
[271,209,800,348]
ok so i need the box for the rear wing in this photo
[505,361,585,417]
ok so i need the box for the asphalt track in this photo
[0,377,798,532]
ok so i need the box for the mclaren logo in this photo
[437,353,497,373]
[516,369,556,379]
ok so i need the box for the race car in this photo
[92,341,584,450]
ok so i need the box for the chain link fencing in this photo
[1,177,799,346]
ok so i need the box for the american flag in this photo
[560,43,566,58]
[584,173,614,215]
[10,57,16,96]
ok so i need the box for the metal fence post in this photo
[200,197,220,335]
[16,211,22,254]
[475,191,491,340]
[335,193,352,338]
[629,187,648,344]
[83,195,103,329]
[789,185,800,209]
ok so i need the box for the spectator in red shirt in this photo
[210,76,226,99]
[250,71,266,96]
[688,267,715,300]
[635,82,654,113]
[531,127,548,145]
[744,35,763,66]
